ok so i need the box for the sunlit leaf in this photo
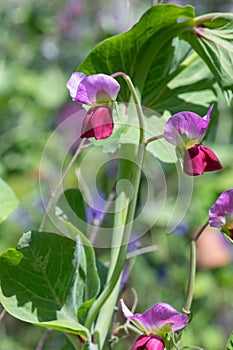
[0,231,89,337]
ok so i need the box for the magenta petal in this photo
[146,336,164,350]
[81,106,113,140]
[66,72,86,100]
[183,145,223,176]
[164,107,213,146]
[209,189,233,229]
[132,335,150,349]
[76,74,120,105]
[132,335,164,350]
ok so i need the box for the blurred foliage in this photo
[0,0,233,349]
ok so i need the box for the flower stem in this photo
[85,75,146,346]
[144,134,164,146]
[183,221,208,314]
[183,240,196,314]
[84,144,146,331]
[112,72,146,143]
[193,220,209,242]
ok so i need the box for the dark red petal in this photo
[200,145,223,172]
[81,108,95,138]
[81,106,113,140]
[183,145,222,176]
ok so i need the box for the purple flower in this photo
[209,189,233,239]
[66,72,120,139]
[120,299,188,347]
[132,334,164,350]
[164,105,222,176]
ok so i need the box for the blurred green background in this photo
[1,0,233,349]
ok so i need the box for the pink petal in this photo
[132,335,164,350]
[132,335,150,349]
[81,106,113,140]
[146,336,164,350]
[183,145,223,176]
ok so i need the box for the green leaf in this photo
[0,178,18,224]
[183,13,233,89]
[77,5,194,101]
[149,53,218,115]
[225,330,233,350]
[0,231,89,337]
[57,189,87,234]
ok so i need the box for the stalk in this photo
[183,221,209,313]
[85,74,146,347]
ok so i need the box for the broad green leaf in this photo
[225,330,233,350]
[0,231,89,337]
[77,4,221,145]
[183,13,233,89]
[0,177,18,223]
[78,5,195,102]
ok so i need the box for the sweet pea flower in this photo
[66,72,120,139]
[164,105,223,176]
[209,189,233,239]
[120,299,188,349]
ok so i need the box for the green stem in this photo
[183,221,209,314]
[112,72,146,143]
[183,240,196,314]
[84,145,145,330]
[92,146,134,348]
[85,75,146,338]
[193,220,209,242]
[144,134,164,146]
